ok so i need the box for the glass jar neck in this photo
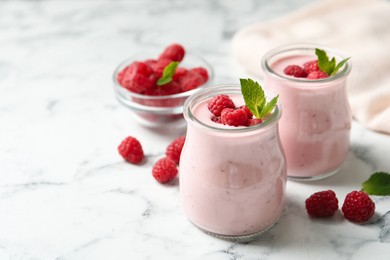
[261,43,351,84]
[183,85,282,135]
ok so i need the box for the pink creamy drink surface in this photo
[180,94,286,236]
[272,54,316,76]
[265,54,351,178]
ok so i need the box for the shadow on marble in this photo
[288,150,375,190]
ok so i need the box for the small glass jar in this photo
[261,43,352,180]
[180,85,287,242]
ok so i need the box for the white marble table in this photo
[1,0,389,259]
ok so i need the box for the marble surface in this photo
[1,0,390,259]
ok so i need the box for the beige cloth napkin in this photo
[232,0,390,134]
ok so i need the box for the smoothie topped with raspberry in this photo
[280,48,350,80]
[193,79,278,128]
[180,80,286,240]
[262,44,352,180]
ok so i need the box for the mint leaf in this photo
[329,57,336,74]
[240,78,264,119]
[362,172,390,195]
[157,61,179,86]
[240,78,278,120]
[331,58,350,76]
[315,48,350,76]
[316,48,331,74]
[259,95,279,118]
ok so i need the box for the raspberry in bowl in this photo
[113,44,213,128]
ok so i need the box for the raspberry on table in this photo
[303,60,320,74]
[207,94,235,117]
[284,65,308,78]
[166,136,186,165]
[342,191,375,223]
[118,136,144,164]
[305,190,339,217]
[152,157,178,183]
[307,70,329,80]
[159,44,185,62]
[221,108,248,127]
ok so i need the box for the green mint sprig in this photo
[316,48,350,76]
[362,171,390,196]
[240,78,279,119]
[157,61,179,86]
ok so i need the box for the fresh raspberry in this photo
[144,59,157,67]
[342,191,375,223]
[191,67,209,81]
[127,74,156,94]
[152,157,178,183]
[239,105,253,119]
[117,62,156,93]
[247,118,262,126]
[305,190,339,217]
[178,69,207,92]
[207,94,235,117]
[147,81,181,96]
[307,70,329,80]
[118,136,144,164]
[284,65,308,78]
[303,60,320,74]
[150,58,173,78]
[221,108,248,127]
[159,44,185,62]
[211,116,221,124]
[143,83,182,106]
[128,61,154,76]
[166,136,186,164]
[172,67,188,82]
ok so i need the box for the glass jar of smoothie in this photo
[261,43,352,180]
[180,85,287,241]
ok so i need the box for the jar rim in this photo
[261,43,352,84]
[183,84,282,133]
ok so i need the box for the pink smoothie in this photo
[180,93,286,237]
[263,54,351,179]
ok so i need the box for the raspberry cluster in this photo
[117,44,209,95]
[207,94,262,127]
[284,59,329,80]
[305,190,375,223]
[118,135,186,184]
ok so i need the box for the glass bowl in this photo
[113,50,214,128]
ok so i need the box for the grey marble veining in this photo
[1,0,390,259]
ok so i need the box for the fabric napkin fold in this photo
[232,0,390,134]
